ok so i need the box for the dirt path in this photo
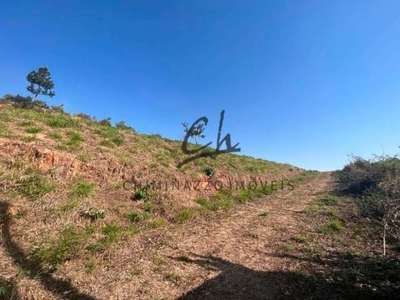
[0,172,334,300]
[98,172,334,300]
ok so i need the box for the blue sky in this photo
[1,0,400,171]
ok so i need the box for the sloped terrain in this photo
[0,103,303,299]
[1,103,398,299]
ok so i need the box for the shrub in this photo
[203,166,215,177]
[3,94,33,108]
[336,154,400,255]
[75,113,95,121]
[335,155,400,196]
[115,120,134,131]
[50,105,64,113]
[98,118,112,127]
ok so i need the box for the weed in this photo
[127,225,139,235]
[34,225,93,268]
[57,199,79,212]
[100,139,114,148]
[195,197,209,209]
[165,272,181,282]
[82,209,105,221]
[209,193,233,211]
[318,220,343,234]
[203,166,215,177]
[102,223,122,247]
[25,125,42,134]
[85,258,96,272]
[324,209,336,217]
[0,124,12,138]
[236,189,252,203]
[18,174,56,200]
[47,131,62,140]
[69,182,95,198]
[291,235,309,244]
[77,151,91,162]
[281,243,294,252]
[173,209,193,223]
[143,201,156,213]
[57,131,84,151]
[22,135,37,142]
[150,217,168,228]
[46,114,80,128]
[126,211,150,222]
[131,268,143,276]
[319,195,339,206]
[133,182,154,200]
[18,120,34,127]
[111,136,124,146]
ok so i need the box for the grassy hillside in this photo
[0,101,312,299]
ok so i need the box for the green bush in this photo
[335,155,400,196]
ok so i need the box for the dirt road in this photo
[108,172,334,300]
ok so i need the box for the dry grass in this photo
[3,105,396,299]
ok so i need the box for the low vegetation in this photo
[335,154,400,256]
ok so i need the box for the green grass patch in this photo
[150,217,168,228]
[101,223,122,247]
[57,131,84,151]
[165,272,181,282]
[25,125,42,134]
[126,211,151,222]
[100,139,115,148]
[69,181,95,199]
[0,124,12,138]
[318,195,339,206]
[173,208,193,223]
[143,201,156,213]
[21,135,37,142]
[318,220,343,234]
[57,199,79,212]
[195,197,210,209]
[111,136,124,146]
[46,113,80,128]
[33,225,94,268]
[17,174,56,200]
[291,235,310,244]
[18,120,34,127]
[47,131,62,141]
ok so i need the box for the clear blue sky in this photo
[1,0,400,171]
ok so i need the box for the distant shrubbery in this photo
[0,94,48,110]
[336,155,400,196]
[335,155,400,255]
